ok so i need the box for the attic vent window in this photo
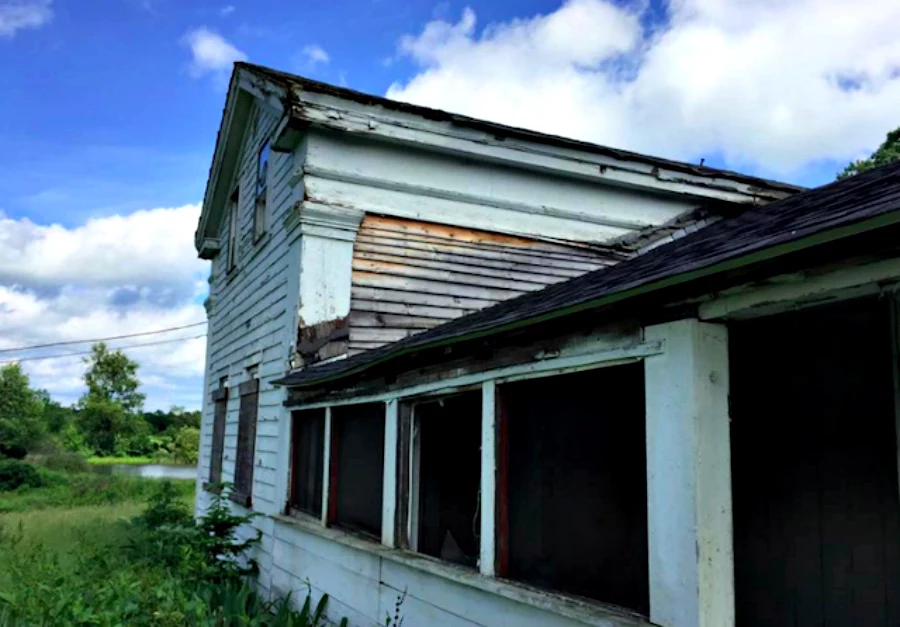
[254,141,269,241]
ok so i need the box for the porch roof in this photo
[276,160,900,389]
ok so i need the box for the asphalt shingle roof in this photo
[276,160,900,389]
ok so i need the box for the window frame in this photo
[207,380,228,489]
[327,402,386,539]
[231,372,259,507]
[253,141,269,242]
[287,407,326,520]
[226,188,239,273]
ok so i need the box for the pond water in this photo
[92,464,197,481]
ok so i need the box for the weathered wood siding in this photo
[197,99,297,595]
[348,215,616,353]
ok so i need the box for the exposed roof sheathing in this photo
[277,161,900,389]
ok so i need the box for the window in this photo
[208,378,228,486]
[227,188,239,272]
[330,403,385,537]
[497,365,648,613]
[410,392,481,567]
[232,371,259,506]
[253,141,269,241]
[289,408,326,518]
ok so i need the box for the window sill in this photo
[229,491,252,508]
[271,513,650,627]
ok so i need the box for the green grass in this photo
[0,473,194,513]
[0,473,335,626]
[87,455,157,465]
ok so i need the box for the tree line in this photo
[0,343,200,465]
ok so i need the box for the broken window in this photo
[253,141,269,241]
[289,408,326,518]
[330,403,385,538]
[498,365,648,613]
[208,378,228,486]
[232,373,259,507]
[412,391,481,568]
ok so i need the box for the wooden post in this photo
[479,380,497,576]
[382,399,398,547]
[644,319,734,627]
[321,407,332,526]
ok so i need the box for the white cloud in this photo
[387,0,900,175]
[0,204,205,287]
[220,4,235,17]
[0,0,53,37]
[302,44,330,67]
[0,206,209,409]
[183,26,247,79]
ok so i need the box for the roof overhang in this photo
[195,63,802,255]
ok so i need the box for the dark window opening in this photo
[500,365,648,614]
[731,298,900,627]
[331,403,385,538]
[289,408,326,518]
[232,377,259,507]
[208,382,228,486]
[415,391,481,568]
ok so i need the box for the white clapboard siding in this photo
[347,214,616,355]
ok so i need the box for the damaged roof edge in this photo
[235,62,803,197]
[274,160,900,389]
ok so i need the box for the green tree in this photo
[839,127,900,179]
[77,343,147,455]
[0,363,45,458]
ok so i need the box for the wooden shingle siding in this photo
[347,215,616,354]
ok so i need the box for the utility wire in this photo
[0,321,207,355]
[0,334,207,364]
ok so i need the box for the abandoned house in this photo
[194,62,900,627]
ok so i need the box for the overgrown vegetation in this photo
[0,343,201,467]
[0,478,340,626]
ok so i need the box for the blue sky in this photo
[1,0,898,409]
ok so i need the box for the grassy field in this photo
[87,455,158,465]
[0,464,334,626]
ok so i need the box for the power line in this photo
[0,334,207,365]
[0,321,207,355]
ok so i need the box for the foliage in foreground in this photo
[0,481,339,626]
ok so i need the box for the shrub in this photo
[34,450,90,474]
[0,460,45,491]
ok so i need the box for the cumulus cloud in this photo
[387,0,900,175]
[183,27,247,79]
[301,44,330,67]
[0,206,209,409]
[220,4,235,17]
[0,0,53,37]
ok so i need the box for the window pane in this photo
[416,392,481,567]
[503,365,648,613]
[290,409,325,517]
[332,403,385,537]
[209,396,227,484]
